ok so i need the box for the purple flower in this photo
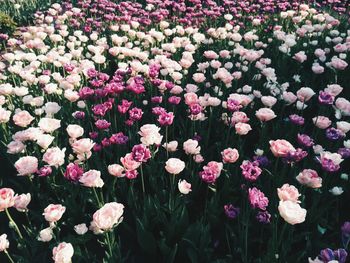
[318,91,334,105]
[158,112,174,126]
[341,221,350,248]
[297,134,314,148]
[129,107,143,121]
[109,132,128,145]
[319,248,347,263]
[73,111,85,120]
[289,114,305,126]
[338,148,350,159]
[253,156,270,167]
[256,211,271,224]
[224,204,240,219]
[283,148,308,164]
[326,128,345,141]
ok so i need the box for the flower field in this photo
[0,0,350,262]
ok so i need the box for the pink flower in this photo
[277,184,301,203]
[14,193,31,212]
[293,51,307,63]
[162,141,178,152]
[261,96,277,107]
[158,112,174,126]
[0,188,15,211]
[0,234,9,252]
[325,84,343,97]
[43,204,66,223]
[138,124,163,146]
[199,161,223,184]
[278,201,306,225]
[7,140,26,154]
[178,179,192,194]
[183,139,201,155]
[108,164,125,177]
[184,92,198,106]
[296,87,315,102]
[66,124,84,138]
[312,116,332,129]
[269,139,296,157]
[38,227,53,242]
[192,73,206,83]
[64,163,84,182]
[296,169,322,188]
[12,110,34,127]
[0,108,11,123]
[248,187,269,210]
[255,108,276,122]
[91,202,124,233]
[71,138,95,159]
[235,122,252,135]
[120,153,141,171]
[165,158,185,175]
[52,242,74,263]
[131,144,151,162]
[43,147,66,167]
[79,169,104,188]
[330,57,348,70]
[14,156,38,176]
[221,148,239,163]
[38,118,61,133]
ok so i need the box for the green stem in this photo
[140,164,145,198]
[93,188,102,208]
[5,250,15,263]
[5,208,23,239]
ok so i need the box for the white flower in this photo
[329,186,344,196]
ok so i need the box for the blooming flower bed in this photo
[0,0,350,262]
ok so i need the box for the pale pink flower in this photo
[0,234,9,252]
[107,164,125,177]
[66,124,84,138]
[296,169,322,188]
[255,108,276,122]
[120,153,141,171]
[183,139,201,155]
[0,188,15,211]
[221,148,239,163]
[14,193,31,212]
[52,242,74,263]
[12,110,34,127]
[278,201,307,225]
[43,204,66,223]
[178,179,192,194]
[165,158,185,175]
[235,122,252,135]
[312,116,332,129]
[14,156,38,176]
[91,202,124,232]
[277,184,301,203]
[38,118,61,133]
[43,147,66,167]
[138,124,163,146]
[79,169,104,188]
[269,139,296,157]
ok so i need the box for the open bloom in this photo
[277,184,301,203]
[14,156,38,176]
[90,202,124,233]
[269,139,295,157]
[165,158,185,175]
[0,234,9,252]
[52,242,74,263]
[79,170,104,188]
[178,179,192,194]
[278,200,306,225]
[43,204,66,223]
[0,188,15,211]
